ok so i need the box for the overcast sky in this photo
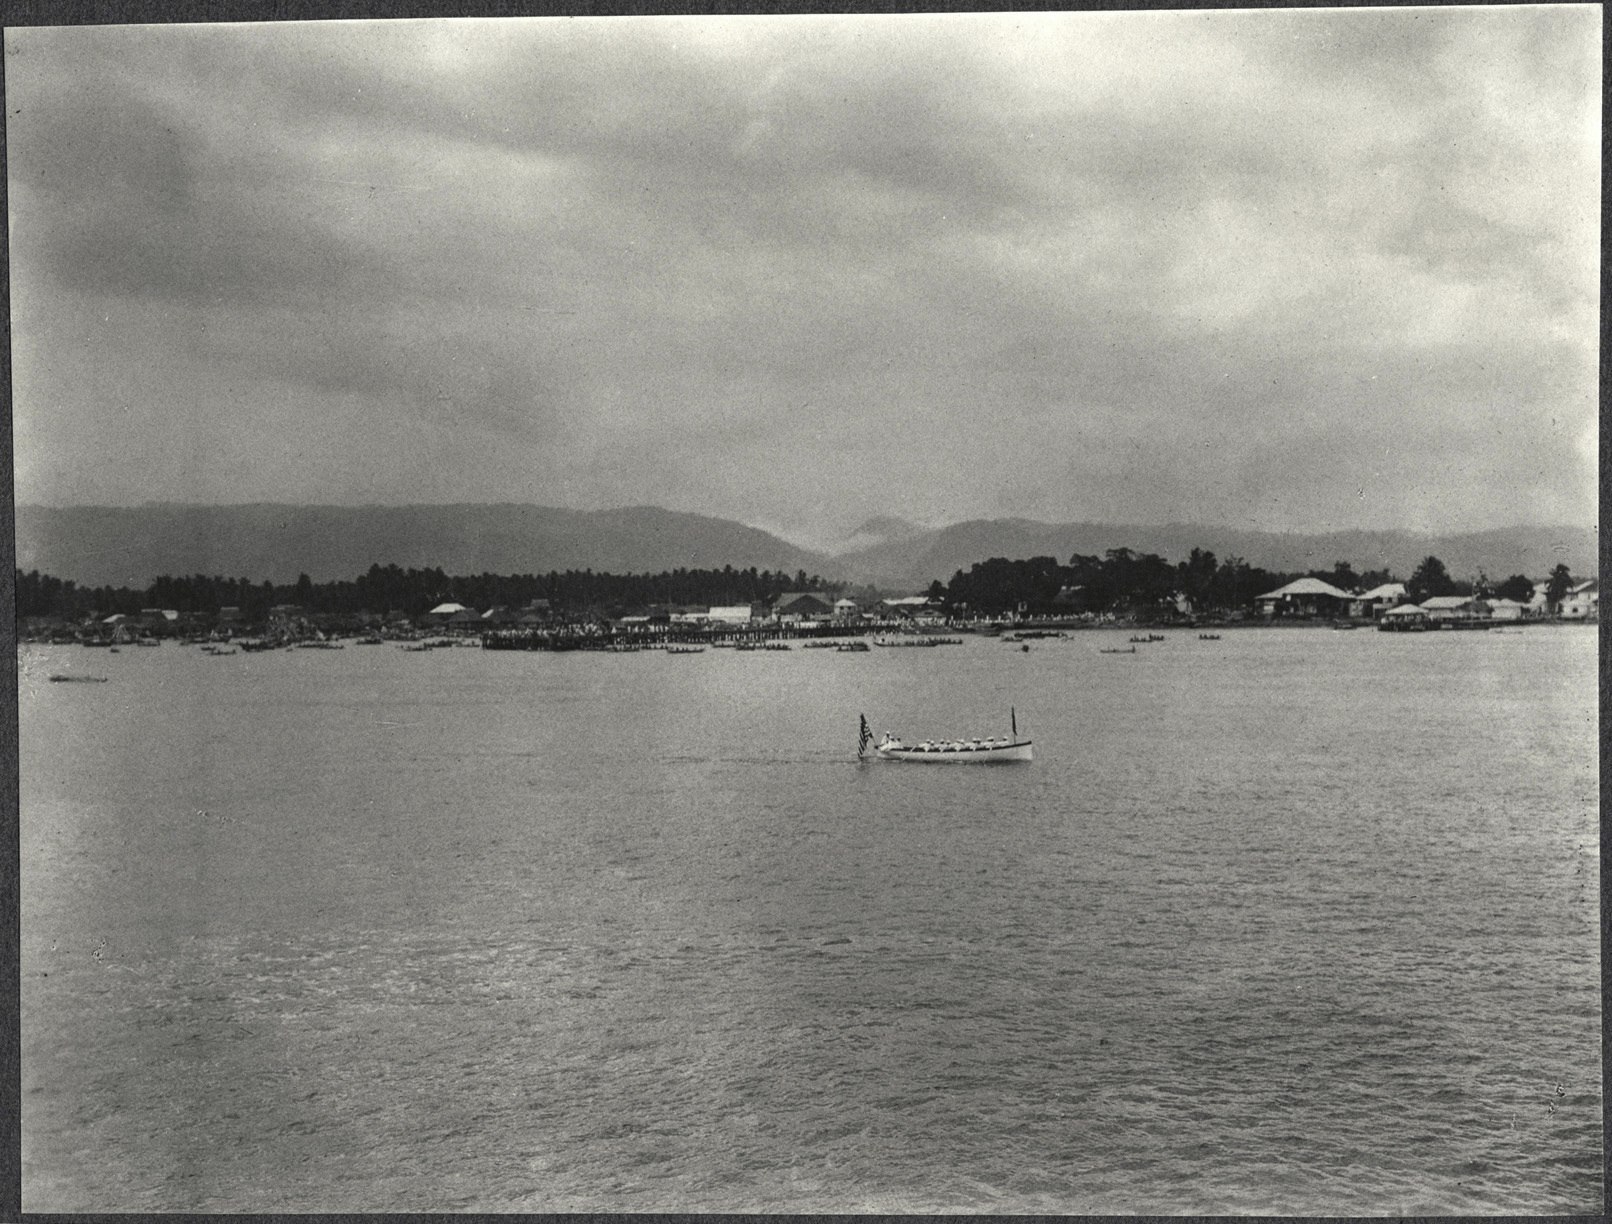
[7,8,1599,550]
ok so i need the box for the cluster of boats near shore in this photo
[35,616,1578,665]
[481,629,963,653]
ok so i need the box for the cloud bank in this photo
[7,10,1599,547]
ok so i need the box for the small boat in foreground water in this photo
[859,712,1032,763]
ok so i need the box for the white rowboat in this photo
[876,737,1032,763]
[859,712,1032,763]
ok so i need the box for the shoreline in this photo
[19,616,1595,654]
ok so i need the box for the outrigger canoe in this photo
[859,712,1032,763]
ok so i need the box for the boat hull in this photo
[874,741,1032,763]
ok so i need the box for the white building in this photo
[707,605,754,624]
[1254,577,1353,617]
[1420,595,1484,622]
[1380,602,1429,628]
[1352,582,1407,618]
[426,601,471,625]
[881,595,942,622]
[1561,580,1599,620]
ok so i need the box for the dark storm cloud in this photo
[7,11,1598,543]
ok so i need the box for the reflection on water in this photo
[20,627,1601,1212]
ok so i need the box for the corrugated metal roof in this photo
[1357,583,1406,601]
[775,592,833,608]
[1256,577,1353,600]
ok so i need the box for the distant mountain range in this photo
[834,519,1600,589]
[14,503,1598,591]
[14,503,836,588]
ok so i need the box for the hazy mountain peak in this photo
[833,515,930,554]
[850,514,923,536]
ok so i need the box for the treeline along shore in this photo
[15,546,1596,648]
[16,563,841,625]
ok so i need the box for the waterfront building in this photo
[1254,577,1354,618]
[772,592,836,621]
[1352,582,1407,619]
[1379,602,1429,629]
[881,595,944,624]
[1561,580,1599,619]
[1421,595,1485,623]
[426,602,469,624]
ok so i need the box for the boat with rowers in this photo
[859,711,1032,763]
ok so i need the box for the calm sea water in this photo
[19,626,1601,1213]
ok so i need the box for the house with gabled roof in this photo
[1254,577,1354,618]
[426,602,468,624]
[1379,602,1429,630]
[772,591,835,621]
[1351,582,1406,619]
[1562,579,1598,620]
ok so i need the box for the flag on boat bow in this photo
[858,714,873,759]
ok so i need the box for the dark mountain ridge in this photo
[837,518,1599,589]
[15,503,1596,592]
[15,503,839,588]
